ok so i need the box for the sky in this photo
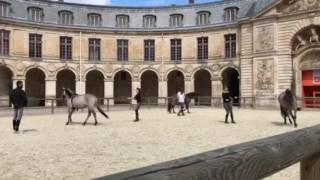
[58,0,218,6]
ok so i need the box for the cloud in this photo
[56,0,110,5]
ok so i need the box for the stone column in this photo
[76,79,86,95]
[185,76,192,93]
[104,78,114,105]
[132,78,141,105]
[45,78,56,107]
[212,77,223,106]
[159,80,167,104]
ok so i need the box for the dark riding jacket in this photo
[134,93,142,103]
[10,87,28,109]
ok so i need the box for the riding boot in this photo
[16,120,21,132]
[134,111,139,122]
[225,114,229,124]
[13,120,16,131]
[231,114,235,124]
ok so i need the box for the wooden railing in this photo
[94,125,320,180]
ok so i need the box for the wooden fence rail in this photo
[95,125,320,180]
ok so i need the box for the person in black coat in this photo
[134,88,142,122]
[222,87,235,124]
[10,81,28,132]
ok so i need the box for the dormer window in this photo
[28,7,44,22]
[59,10,73,25]
[88,13,101,27]
[170,14,183,27]
[116,15,129,28]
[0,1,10,17]
[143,15,156,28]
[197,11,210,26]
[224,7,238,22]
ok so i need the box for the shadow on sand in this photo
[271,122,289,126]
[21,129,37,133]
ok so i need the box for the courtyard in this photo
[0,107,319,179]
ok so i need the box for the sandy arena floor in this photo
[0,107,319,180]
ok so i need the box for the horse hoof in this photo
[65,122,69,125]
[95,123,98,126]
[82,123,86,126]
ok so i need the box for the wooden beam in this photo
[95,125,320,180]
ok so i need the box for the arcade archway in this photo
[167,70,184,97]
[194,69,212,105]
[86,70,105,104]
[0,66,13,107]
[222,67,240,104]
[56,69,76,106]
[114,71,132,104]
[25,68,46,106]
[141,70,158,104]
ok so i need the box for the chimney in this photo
[189,0,194,4]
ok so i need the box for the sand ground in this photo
[0,107,319,180]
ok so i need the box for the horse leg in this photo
[173,105,176,113]
[290,110,298,128]
[92,110,98,126]
[66,108,75,125]
[83,111,92,126]
[287,111,293,125]
[186,103,190,113]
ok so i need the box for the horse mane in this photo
[186,92,197,98]
[65,88,77,98]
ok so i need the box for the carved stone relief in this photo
[278,0,320,14]
[299,51,320,69]
[255,60,274,95]
[255,25,274,51]
[292,26,320,53]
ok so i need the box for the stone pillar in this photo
[132,78,141,105]
[76,80,85,95]
[212,77,223,106]
[45,78,56,107]
[104,79,114,105]
[185,76,192,93]
[159,80,167,104]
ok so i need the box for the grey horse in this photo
[278,89,298,128]
[62,88,109,126]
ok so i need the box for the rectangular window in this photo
[0,2,9,17]
[88,14,101,27]
[197,37,208,60]
[60,36,72,60]
[170,14,183,27]
[28,7,43,22]
[89,38,101,61]
[59,11,73,25]
[117,39,128,61]
[225,34,236,58]
[0,30,9,56]
[171,39,181,61]
[144,40,155,61]
[29,34,42,58]
[116,15,129,28]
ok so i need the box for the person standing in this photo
[177,91,185,116]
[10,81,28,132]
[134,88,142,122]
[222,87,235,124]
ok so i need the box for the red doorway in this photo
[302,70,320,108]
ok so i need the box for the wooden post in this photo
[51,99,54,114]
[301,153,320,180]
[107,98,110,112]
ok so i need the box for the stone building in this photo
[0,0,319,107]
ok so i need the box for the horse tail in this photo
[95,104,109,119]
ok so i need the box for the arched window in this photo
[116,15,130,28]
[197,11,210,25]
[143,15,156,28]
[58,10,73,25]
[0,1,10,17]
[88,13,102,27]
[170,14,183,27]
[28,7,44,22]
[224,7,239,22]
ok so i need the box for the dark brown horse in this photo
[278,89,298,128]
[167,92,198,113]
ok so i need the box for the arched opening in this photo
[86,70,105,105]
[298,50,320,107]
[167,70,185,97]
[141,70,158,104]
[0,66,13,107]
[194,69,212,105]
[25,68,46,106]
[56,69,76,106]
[114,71,132,104]
[222,67,240,105]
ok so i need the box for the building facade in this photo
[0,0,319,107]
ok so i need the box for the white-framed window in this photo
[88,13,102,27]
[116,15,129,28]
[0,1,9,17]
[28,7,44,22]
[143,15,156,28]
[197,11,210,25]
[170,14,183,27]
[224,7,238,22]
[59,11,73,25]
